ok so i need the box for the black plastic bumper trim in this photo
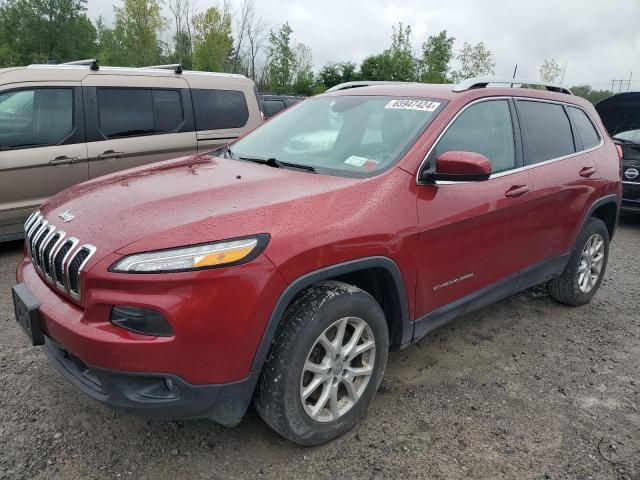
[44,337,259,426]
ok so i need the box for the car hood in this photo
[41,154,358,258]
[596,92,640,138]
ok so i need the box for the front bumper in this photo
[45,336,259,425]
[622,182,640,212]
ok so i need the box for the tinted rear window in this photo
[517,100,575,165]
[98,89,154,138]
[153,90,184,133]
[263,99,286,118]
[192,89,249,130]
[97,88,185,138]
[567,106,600,149]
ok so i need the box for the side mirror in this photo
[421,151,492,183]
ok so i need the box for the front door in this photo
[414,98,533,331]
[0,84,87,239]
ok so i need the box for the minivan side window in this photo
[96,88,185,139]
[192,89,249,130]
[434,100,515,174]
[516,100,575,165]
[0,88,73,150]
[567,106,600,149]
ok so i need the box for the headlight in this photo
[110,235,269,273]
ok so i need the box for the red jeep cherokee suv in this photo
[14,78,621,445]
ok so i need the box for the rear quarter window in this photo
[192,89,249,130]
[263,99,286,118]
[567,106,601,149]
[517,100,575,165]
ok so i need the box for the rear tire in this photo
[254,281,389,446]
[548,217,609,306]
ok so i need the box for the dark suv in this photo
[13,78,621,445]
[596,92,640,212]
[260,94,305,118]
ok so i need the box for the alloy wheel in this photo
[300,316,376,423]
[578,233,605,293]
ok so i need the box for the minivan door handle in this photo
[97,150,125,160]
[49,155,78,166]
[579,166,596,178]
[504,185,530,198]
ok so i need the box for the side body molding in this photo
[250,256,413,372]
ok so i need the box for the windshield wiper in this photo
[238,155,316,173]
[211,144,235,158]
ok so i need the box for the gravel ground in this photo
[1,216,638,480]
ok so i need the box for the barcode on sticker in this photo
[385,99,440,112]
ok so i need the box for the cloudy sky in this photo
[87,0,640,90]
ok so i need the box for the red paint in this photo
[17,85,621,385]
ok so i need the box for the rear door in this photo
[0,84,87,239]
[192,88,254,151]
[515,100,600,266]
[82,74,196,178]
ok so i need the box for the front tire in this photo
[548,217,610,306]
[254,281,389,446]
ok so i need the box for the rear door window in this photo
[152,90,184,133]
[97,89,154,138]
[567,106,601,149]
[516,100,575,165]
[434,100,516,174]
[192,89,249,130]
[0,88,73,150]
[97,88,185,138]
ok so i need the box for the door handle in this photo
[49,155,78,166]
[579,166,596,178]
[505,185,530,198]
[97,150,125,160]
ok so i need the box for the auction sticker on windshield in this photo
[385,99,440,112]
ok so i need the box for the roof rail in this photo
[453,77,572,95]
[62,59,99,71]
[143,63,183,74]
[326,80,416,93]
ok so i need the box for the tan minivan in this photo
[0,61,263,241]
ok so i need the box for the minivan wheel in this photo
[254,281,389,446]
[548,217,610,306]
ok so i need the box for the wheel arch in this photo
[584,194,619,241]
[250,256,412,372]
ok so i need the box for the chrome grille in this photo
[24,212,96,302]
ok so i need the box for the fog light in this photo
[111,305,173,337]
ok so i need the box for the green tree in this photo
[95,16,124,66]
[360,23,417,82]
[385,22,417,81]
[453,41,495,81]
[0,0,97,66]
[419,30,455,83]
[291,42,314,95]
[191,6,233,72]
[113,0,165,66]
[360,53,388,81]
[319,62,342,89]
[539,58,562,83]
[570,85,614,105]
[266,22,295,92]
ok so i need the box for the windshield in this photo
[229,95,444,176]
[613,129,640,143]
